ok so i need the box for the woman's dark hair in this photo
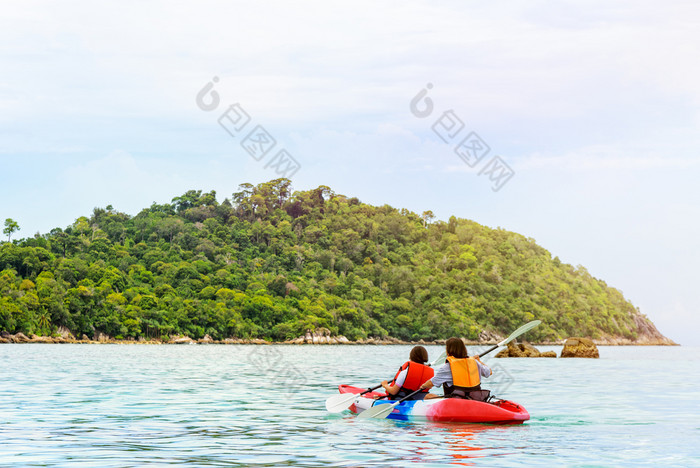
[445,337,468,359]
[409,345,429,364]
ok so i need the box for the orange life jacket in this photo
[446,356,481,389]
[391,361,435,393]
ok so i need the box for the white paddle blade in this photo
[358,403,395,419]
[430,351,446,367]
[498,320,541,346]
[325,393,357,413]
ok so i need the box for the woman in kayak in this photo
[381,345,434,400]
[420,337,492,400]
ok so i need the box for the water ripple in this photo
[0,344,698,466]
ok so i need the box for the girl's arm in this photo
[381,380,400,395]
[474,356,492,377]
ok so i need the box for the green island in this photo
[0,178,673,345]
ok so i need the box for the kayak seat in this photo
[448,389,491,402]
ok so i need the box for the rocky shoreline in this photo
[0,327,678,346]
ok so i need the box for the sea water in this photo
[0,344,698,467]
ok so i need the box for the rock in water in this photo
[560,337,599,358]
[520,341,541,357]
[496,341,527,357]
[495,341,557,358]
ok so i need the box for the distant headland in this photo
[1,179,675,346]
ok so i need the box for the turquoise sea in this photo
[1,344,698,467]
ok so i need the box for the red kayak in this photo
[338,385,529,424]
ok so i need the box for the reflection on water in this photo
[402,422,493,466]
[0,344,698,466]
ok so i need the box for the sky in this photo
[1,0,698,344]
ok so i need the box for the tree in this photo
[0,180,662,344]
[3,218,19,242]
[421,211,435,228]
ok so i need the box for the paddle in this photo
[358,320,542,420]
[430,351,446,367]
[325,384,383,413]
[328,348,447,413]
[357,387,424,419]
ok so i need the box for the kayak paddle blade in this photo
[498,320,541,347]
[358,403,396,419]
[325,393,357,413]
[430,351,446,367]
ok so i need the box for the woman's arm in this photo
[382,367,409,395]
[419,380,434,390]
[420,363,451,390]
[381,380,401,395]
[473,356,492,377]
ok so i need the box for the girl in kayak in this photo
[420,337,492,400]
[381,345,434,400]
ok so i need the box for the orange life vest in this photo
[391,361,435,393]
[446,356,481,389]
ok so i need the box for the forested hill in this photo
[0,179,673,344]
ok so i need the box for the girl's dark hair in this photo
[409,345,429,364]
[445,337,468,359]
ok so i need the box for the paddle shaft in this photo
[478,344,498,358]
[478,320,541,358]
[362,384,383,395]
[384,387,423,408]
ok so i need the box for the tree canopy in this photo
[0,178,659,342]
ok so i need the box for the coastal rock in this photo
[57,326,76,341]
[496,341,554,358]
[95,332,112,343]
[478,330,504,344]
[520,341,541,357]
[496,341,525,357]
[337,335,350,344]
[30,334,55,343]
[171,336,195,344]
[0,337,9,343]
[199,334,214,344]
[301,327,336,344]
[12,332,31,343]
[561,337,599,358]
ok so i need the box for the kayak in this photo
[338,385,529,424]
